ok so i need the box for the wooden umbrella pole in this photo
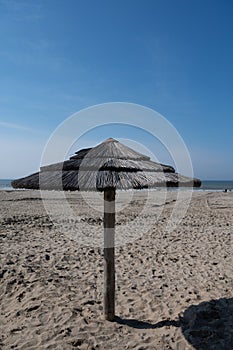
[104,188,115,321]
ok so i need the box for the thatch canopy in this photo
[11,137,201,321]
[12,138,201,190]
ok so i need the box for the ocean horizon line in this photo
[1,179,233,192]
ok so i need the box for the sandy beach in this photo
[0,189,232,349]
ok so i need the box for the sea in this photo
[0,179,233,192]
[0,179,14,190]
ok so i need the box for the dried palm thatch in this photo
[12,138,201,190]
[11,138,201,321]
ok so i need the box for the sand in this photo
[0,189,232,349]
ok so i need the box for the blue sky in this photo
[0,0,232,179]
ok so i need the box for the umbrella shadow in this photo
[114,316,180,329]
[115,297,233,349]
[181,297,233,349]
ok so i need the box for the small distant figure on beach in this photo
[224,189,228,193]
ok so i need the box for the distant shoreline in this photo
[1,179,233,192]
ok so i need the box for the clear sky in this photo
[0,0,232,179]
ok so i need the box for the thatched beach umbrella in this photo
[12,138,201,320]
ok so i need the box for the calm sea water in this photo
[0,179,13,190]
[200,180,233,191]
[1,179,233,191]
